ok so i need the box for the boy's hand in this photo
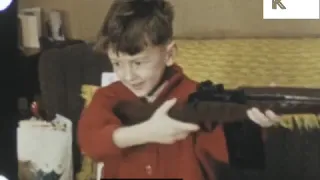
[142,98,200,144]
[247,108,281,127]
[246,82,281,127]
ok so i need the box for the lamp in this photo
[0,0,12,11]
[0,175,8,180]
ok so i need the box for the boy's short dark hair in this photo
[94,0,174,55]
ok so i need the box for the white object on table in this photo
[18,7,42,48]
[48,10,65,41]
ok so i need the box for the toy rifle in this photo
[113,80,320,179]
[113,80,320,131]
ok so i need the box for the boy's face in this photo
[108,42,175,97]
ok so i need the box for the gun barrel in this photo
[247,94,320,102]
[283,95,320,101]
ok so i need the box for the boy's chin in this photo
[132,90,149,98]
[131,87,154,98]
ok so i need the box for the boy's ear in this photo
[165,41,176,66]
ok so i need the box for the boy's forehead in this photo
[107,46,161,61]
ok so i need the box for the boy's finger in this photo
[252,108,274,126]
[265,110,280,122]
[174,120,200,132]
[247,108,260,124]
[247,108,272,127]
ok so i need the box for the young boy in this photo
[78,0,280,179]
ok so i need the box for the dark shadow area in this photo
[0,0,18,179]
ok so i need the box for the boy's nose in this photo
[123,67,136,82]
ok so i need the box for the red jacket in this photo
[78,65,253,179]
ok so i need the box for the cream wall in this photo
[19,0,79,40]
[19,0,320,41]
[19,0,112,41]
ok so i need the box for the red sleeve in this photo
[77,87,123,161]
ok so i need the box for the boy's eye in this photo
[134,61,142,66]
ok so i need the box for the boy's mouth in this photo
[131,82,144,90]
